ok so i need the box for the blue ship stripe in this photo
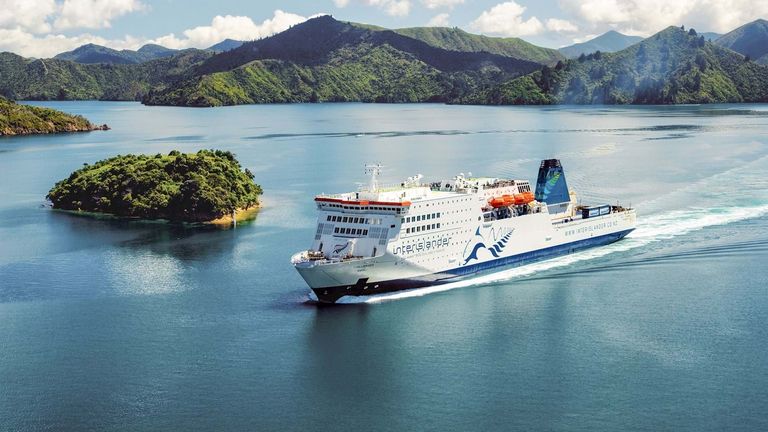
[446,228,635,278]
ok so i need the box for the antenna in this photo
[365,163,382,192]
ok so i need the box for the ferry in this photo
[292,159,636,303]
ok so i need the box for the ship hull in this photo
[306,227,634,303]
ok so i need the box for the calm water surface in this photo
[1,102,767,431]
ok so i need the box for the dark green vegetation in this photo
[145,16,550,106]
[0,96,106,135]
[715,19,768,64]
[54,43,180,64]
[47,150,262,223]
[467,26,768,105]
[0,49,212,100]
[558,31,643,59]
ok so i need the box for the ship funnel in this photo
[535,159,570,207]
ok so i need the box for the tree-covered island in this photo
[0,96,108,135]
[47,149,262,224]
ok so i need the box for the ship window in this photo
[356,229,362,235]
[327,215,331,221]
[353,217,358,223]
[342,217,348,223]
[437,223,441,228]
[345,228,351,234]
[334,227,339,233]
[406,228,410,234]
[363,229,368,235]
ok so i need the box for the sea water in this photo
[1,102,767,431]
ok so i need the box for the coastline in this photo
[206,204,262,226]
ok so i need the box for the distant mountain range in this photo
[715,19,768,64]
[466,25,768,105]
[558,31,643,58]
[2,17,768,106]
[207,39,245,53]
[54,43,180,64]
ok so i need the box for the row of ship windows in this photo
[406,223,440,234]
[327,215,384,225]
[404,213,440,223]
[335,227,369,236]
[327,203,402,213]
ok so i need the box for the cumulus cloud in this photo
[0,0,57,33]
[0,9,323,58]
[421,0,463,9]
[546,18,578,33]
[427,13,450,27]
[0,27,141,58]
[54,0,146,30]
[149,10,317,49]
[470,1,544,36]
[334,0,412,17]
[561,0,768,35]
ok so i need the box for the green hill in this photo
[392,26,563,64]
[715,19,768,65]
[0,49,212,101]
[0,96,106,135]
[465,26,768,105]
[558,31,642,58]
[47,149,262,223]
[146,15,547,106]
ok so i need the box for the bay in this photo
[1,102,767,431]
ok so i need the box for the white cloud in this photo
[0,0,57,33]
[560,0,768,35]
[0,9,324,58]
[546,18,578,32]
[421,0,463,9]
[427,13,450,27]
[54,0,146,30]
[149,10,320,50]
[0,27,141,58]
[334,0,412,16]
[470,1,544,37]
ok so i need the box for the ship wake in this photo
[332,202,768,304]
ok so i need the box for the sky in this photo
[1,0,767,58]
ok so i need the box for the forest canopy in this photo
[47,149,262,223]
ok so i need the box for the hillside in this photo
[0,49,212,101]
[558,31,643,58]
[54,43,179,64]
[465,26,768,105]
[47,149,262,223]
[715,19,768,64]
[146,16,547,106]
[0,97,107,135]
[392,26,563,64]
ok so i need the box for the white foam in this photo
[334,203,768,304]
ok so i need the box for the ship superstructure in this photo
[292,160,636,303]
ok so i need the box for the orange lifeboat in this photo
[489,197,506,208]
[489,195,517,208]
[514,192,535,205]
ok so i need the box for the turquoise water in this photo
[1,102,767,431]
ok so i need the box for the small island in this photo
[0,96,108,136]
[47,149,262,224]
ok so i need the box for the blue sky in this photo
[1,0,766,58]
